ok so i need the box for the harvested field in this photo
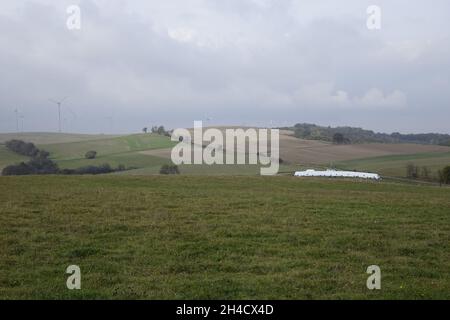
[139,131,450,167]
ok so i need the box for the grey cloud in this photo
[0,0,449,133]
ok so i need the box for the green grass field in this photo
[0,133,176,172]
[40,134,176,164]
[1,175,449,299]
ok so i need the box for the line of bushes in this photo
[159,164,179,174]
[406,163,450,185]
[5,139,40,157]
[142,125,172,137]
[5,139,50,158]
[60,164,126,175]
[2,159,127,176]
[2,157,59,175]
[3,159,127,176]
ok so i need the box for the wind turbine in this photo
[49,97,68,132]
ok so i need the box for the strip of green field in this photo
[1,175,449,299]
[32,134,176,170]
[336,152,450,178]
[41,134,176,160]
[56,152,170,170]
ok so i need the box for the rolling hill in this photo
[1,130,449,179]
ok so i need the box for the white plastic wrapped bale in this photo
[294,169,380,180]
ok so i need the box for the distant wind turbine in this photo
[49,97,68,132]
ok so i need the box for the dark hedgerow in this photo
[3,161,127,176]
[2,162,34,176]
[2,157,59,176]
[59,164,125,175]
[160,164,180,175]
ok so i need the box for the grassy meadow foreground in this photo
[1,175,449,299]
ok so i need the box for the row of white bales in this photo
[294,169,381,180]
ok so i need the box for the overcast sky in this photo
[0,0,449,134]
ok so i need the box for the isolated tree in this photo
[406,163,419,179]
[157,126,166,135]
[85,150,97,159]
[142,127,148,134]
